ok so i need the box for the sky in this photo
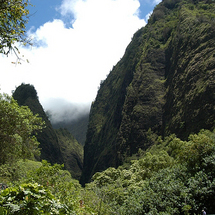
[0,0,161,122]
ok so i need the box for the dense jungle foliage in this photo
[0,92,214,214]
[1,0,215,214]
[81,0,215,185]
[1,128,215,214]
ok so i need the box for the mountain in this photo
[12,84,83,179]
[13,83,64,165]
[52,113,89,146]
[80,0,215,185]
[55,128,83,179]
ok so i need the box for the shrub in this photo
[0,183,68,214]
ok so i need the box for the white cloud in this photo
[43,98,90,123]
[0,0,146,116]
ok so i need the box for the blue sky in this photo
[26,0,62,30]
[26,0,158,30]
[1,0,161,122]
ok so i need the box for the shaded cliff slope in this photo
[81,0,215,185]
[13,84,64,165]
[55,128,83,179]
[13,84,83,179]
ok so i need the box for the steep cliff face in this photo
[80,0,215,185]
[163,1,215,139]
[13,84,64,165]
[12,84,84,179]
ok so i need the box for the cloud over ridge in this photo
[1,0,146,119]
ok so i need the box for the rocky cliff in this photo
[13,84,83,179]
[13,84,64,165]
[80,0,215,185]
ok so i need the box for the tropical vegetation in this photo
[0,124,215,214]
[1,0,215,214]
[0,0,31,59]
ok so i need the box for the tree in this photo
[0,0,31,57]
[0,93,44,165]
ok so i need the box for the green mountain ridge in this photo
[12,84,63,165]
[80,0,215,185]
[12,84,83,179]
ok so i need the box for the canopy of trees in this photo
[0,0,31,56]
[0,129,215,214]
[0,93,44,165]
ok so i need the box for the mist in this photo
[42,98,91,124]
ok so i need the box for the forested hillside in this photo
[1,0,215,214]
[55,128,83,179]
[13,84,64,165]
[12,84,83,179]
[80,0,215,185]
